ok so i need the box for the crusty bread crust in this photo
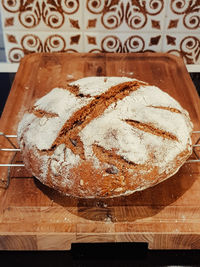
[17,77,193,198]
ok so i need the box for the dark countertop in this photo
[0,245,200,266]
[0,72,200,266]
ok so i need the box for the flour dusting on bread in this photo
[18,77,193,198]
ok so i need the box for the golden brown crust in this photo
[20,143,191,198]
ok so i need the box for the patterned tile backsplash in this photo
[0,0,199,64]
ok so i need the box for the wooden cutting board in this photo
[0,52,200,250]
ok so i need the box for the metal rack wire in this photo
[0,131,200,189]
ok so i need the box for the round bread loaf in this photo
[17,77,193,198]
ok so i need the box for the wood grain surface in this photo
[0,52,200,250]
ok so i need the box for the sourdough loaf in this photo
[17,77,193,198]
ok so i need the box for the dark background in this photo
[0,244,200,266]
[0,72,200,266]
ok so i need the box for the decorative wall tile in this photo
[3,31,84,63]
[0,0,199,64]
[83,32,163,53]
[165,0,200,32]
[84,0,166,32]
[1,0,83,31]
[163,33,200,64]
[163,0,200,64]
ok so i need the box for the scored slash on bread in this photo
[125,119,178,141]
[52,80,145,149]
[17,77,193,198]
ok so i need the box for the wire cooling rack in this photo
[0,131,200,189]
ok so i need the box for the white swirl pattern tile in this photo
[0,0,199,64]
